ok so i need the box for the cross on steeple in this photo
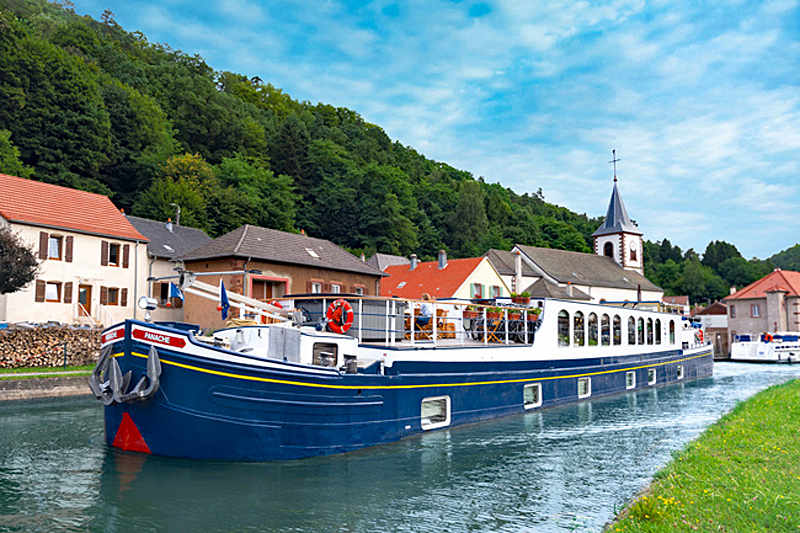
[609,149,620,182]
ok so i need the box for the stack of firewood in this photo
[0,324,100,369]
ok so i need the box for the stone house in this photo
[723,269,800,346]
[179,225,385,329]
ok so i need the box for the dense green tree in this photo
[771,244,800,272]
[0,226,39,295]
[702,241,742,272]
[450,180,489,257]
[0,129,34,178]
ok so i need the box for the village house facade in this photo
[179,225,385,329]
[723,269,800,346]
[0,173,148,326]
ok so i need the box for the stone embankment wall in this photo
[0,324,100,369]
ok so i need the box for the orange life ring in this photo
[765,333,773,342]
[269,300,283,309]
[326,299,354,334]
[697,330,704,342]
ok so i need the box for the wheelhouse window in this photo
[558,310,570,347]
[613,315,622,345]
[648,368,657,386]
[626,371,636,389]
[647,318,654,345]
[523,383,542,409]
[588,313,598,346]
[628,317,636,344]
[655,319,662,344]
[421,396,451,430]
[573,311,585,347]
[669,321,676,344]
[601,314,610,346]
[577,377,591,398]
[637,318,645,345]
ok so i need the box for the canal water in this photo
[1,362,799,533]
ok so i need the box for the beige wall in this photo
[452,258,510,300]
[0,223,147,327]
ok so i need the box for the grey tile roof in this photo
[592,182,643,237]
[484,249,537,277]
[515,244,661,292]
[180,224,386,277]
[367,253,410,271]
[524,278,592,300]
[126,215,213,260]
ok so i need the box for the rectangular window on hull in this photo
[648,368,657,386]
[312,343,338,367]
[421,396,451,430]
[677,365,685,380]
[578,377,591,398]
[523,383,542,409]
[626,371,636,390]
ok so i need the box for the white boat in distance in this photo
[730,332,800,364]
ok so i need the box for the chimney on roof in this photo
[361,253,365,262]
[166,217,174,233]
[775,267,782,272]
[730,286,737,295]
[514,251,522,292]
[438,250,447,270]
[300,229,305,236]
[410,253,418,270]
[566,282,573,297]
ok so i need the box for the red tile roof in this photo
[0,174,146,241]
[381,257,485,299]
[723,269,800,300]
[662,295,689,306]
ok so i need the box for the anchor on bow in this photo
[89,344,161,405]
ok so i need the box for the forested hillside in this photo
[0,0,793,304]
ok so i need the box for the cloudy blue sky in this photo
[70,0,800,259]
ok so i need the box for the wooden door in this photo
[78,285,92,317]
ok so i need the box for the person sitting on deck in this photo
[416,293,434,328]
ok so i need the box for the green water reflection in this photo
[1,363,798,533]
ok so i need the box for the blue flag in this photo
[168,282,184,301]
[219,280,230,320]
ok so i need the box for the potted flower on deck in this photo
[463,306,481,320]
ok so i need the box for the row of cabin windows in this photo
[34,281,127,306]
[728,304,761,319]
[38,232,130,268]
[422,366,688,430]
[557,310,676,347]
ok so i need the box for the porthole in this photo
[626,371,636,390]
[421,396,451,430]
[578,377,591,399]
[648,368,657,386]
[523,383,542,409]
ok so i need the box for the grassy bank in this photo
[0,365,93,380]
[608,379,800,532]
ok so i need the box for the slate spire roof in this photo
[592,181,642,237]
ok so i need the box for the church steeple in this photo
[592,151,644,275]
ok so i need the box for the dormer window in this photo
[306,248,320,259]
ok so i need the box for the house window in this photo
[311,282,322,293]
[470,283,483,298]
[354,286,364,295]
[45,282,61,302]
[523,383,542,409]
[603,242,614,258]
[491,285,502,298]
[730,305,736,318]
[108,243,120,266]
[577,377,591,398]
[751,304,760,318]
[48,236,63,260]
[107,288,119,306]
[331,284,341,293]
